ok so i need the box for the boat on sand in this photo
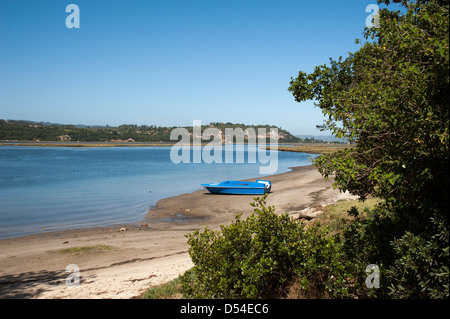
[201,180,272,195]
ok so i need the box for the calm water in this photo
[0,145,317,239]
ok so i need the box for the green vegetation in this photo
[319,198,380,220]
[0,120,174,142]
[142,198,379,299]
[313,198,381,235]
[0,120,300,143]
[56,245,114,256]
[179,195,359,299]
[141,277,182,299]
[288,0,448,298]
[272,144,352,155]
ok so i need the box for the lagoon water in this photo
[0,145,317,239]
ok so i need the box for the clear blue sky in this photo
[0,0,389,135]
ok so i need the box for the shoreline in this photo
[0,165,356,299]
[0,141,301,148]
[0,141,175,148]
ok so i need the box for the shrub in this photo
[341,205,449,298]
[179,195,359,298]
[385,216,449,299]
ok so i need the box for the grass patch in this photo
[141,277,182,299]
[322,197,381,218]
[56,244,115,256]
[269,144,353,155]
[314,197,382,233]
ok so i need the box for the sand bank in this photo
[0,165,355,299]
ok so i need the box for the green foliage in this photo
[339,201,450,299]
[289,0,449,207]
[141,277,182,299]
[386,216,449,298]
[0,120,300,143]
[288,0,448,298]
[0,120,179,142]
[179,195,360,299]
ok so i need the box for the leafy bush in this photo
[179,195,360,299]
[288,0,449,299]
[385,216,449,298]
[180,194,448,299]
[341,205,449,299]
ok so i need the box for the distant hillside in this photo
[0,119,300,143]
[295,134,348,144]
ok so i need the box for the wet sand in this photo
[0,165,355,299]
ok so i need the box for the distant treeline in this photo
[0,120,303,143]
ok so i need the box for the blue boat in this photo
[201,180,272,195]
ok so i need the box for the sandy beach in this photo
[0,165,356,299]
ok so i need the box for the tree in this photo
[289,0,448,297]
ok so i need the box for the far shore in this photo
[266,144,352,154]
[0,141,350,155]
[0,164,356,299]
[0,141,175,147]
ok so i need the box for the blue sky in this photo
[0,0,389,135]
